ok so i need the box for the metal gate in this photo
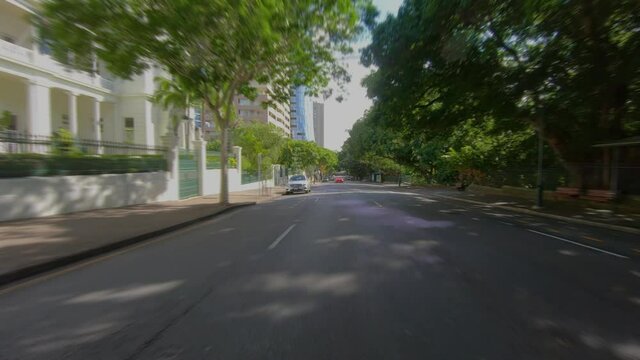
[179,150,200,199]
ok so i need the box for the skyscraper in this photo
[313,102,325,148]
[290,85,314,141]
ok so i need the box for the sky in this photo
[323,0,404,151]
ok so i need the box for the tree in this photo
[232,122,285,175]
[41,0,368,204]
[151,77,194,137]
[317,148,339,179]
[279,139,320,174]
[361,0,640,185]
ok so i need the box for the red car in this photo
[335,177,345,183]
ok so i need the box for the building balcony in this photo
[0,38,114,92]
[0,38,33,63]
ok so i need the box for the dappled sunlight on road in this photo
[244,272,360,297]
[315,234,379,246]
[533,319,640,360]
[218,272,361,322]
[20,321,119,354]
[227,301,317,321]
[65,280,184,304]
[339,198,454,229]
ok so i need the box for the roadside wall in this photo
[0,171,178,222]
[202,168,271,195]
[202,168,242,195]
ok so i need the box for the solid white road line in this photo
[527,229,629,259]
[268,224,297,250]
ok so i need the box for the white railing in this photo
[0,38,114,92]
[0,38,33,64]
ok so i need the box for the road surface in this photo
[1,183,639,360]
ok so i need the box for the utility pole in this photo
[257,153,263,199]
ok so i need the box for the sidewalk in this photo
[0,187,284,287]
[402,184,640,233]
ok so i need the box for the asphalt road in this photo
[1,183,639,360]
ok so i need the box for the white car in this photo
[286,174,311,194]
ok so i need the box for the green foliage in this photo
[0,110,12,130]
[278,139,334,176]
[151,77,193,135]
[51,128,81,155]
[0,154,166,178]
[279,139,317,172]
[356,0,640,184]
[232,122,285,173]
[40,0,369,201]
[206,140,221,152]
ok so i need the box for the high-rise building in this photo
[234,84,291,137]
[290,85,314,141]
[312,102,324,148]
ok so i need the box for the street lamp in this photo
[535,119,544,209]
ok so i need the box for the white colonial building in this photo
[0,0,179,147]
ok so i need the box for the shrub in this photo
[0,153,167,178]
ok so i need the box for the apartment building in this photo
[312,102,325,148]
[235,83,291,136]
[0,0,175,148]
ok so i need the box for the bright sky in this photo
[323,0,403,151]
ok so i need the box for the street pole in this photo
[257,153,263,199]
[535,121,544,209]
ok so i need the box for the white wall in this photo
[203,168,243,195]
[0,171,178,222]
[239,179,275,192]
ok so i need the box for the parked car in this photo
[286,174,311,194]
[335,176,344,183]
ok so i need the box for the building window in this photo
[124,117,135,144]
[238,98,252,106]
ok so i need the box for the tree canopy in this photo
[41,0,370,203]
[279,139,337,177]
[344,0,640,186]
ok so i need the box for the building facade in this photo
[290,85,314,141]
[0,0,178,149]
[235,83,291,136]
[312,102,324,148]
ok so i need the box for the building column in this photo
[233,146,242,173]
[144,100,155,148]
[92,97,102,153]
[194,139,206,196]
[67,91,78,136]
[25,80,52,137]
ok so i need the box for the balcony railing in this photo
[0,131,166,156]
[0,38,114,91]
[0,39,33,63]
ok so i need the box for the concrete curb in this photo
[431,194,640,235]
[0,202,255,289]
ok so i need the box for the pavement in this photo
[0,186,284,287]
[0,182,639,360]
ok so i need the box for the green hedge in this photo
[0,154,167,178]
[206,152,237,169]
